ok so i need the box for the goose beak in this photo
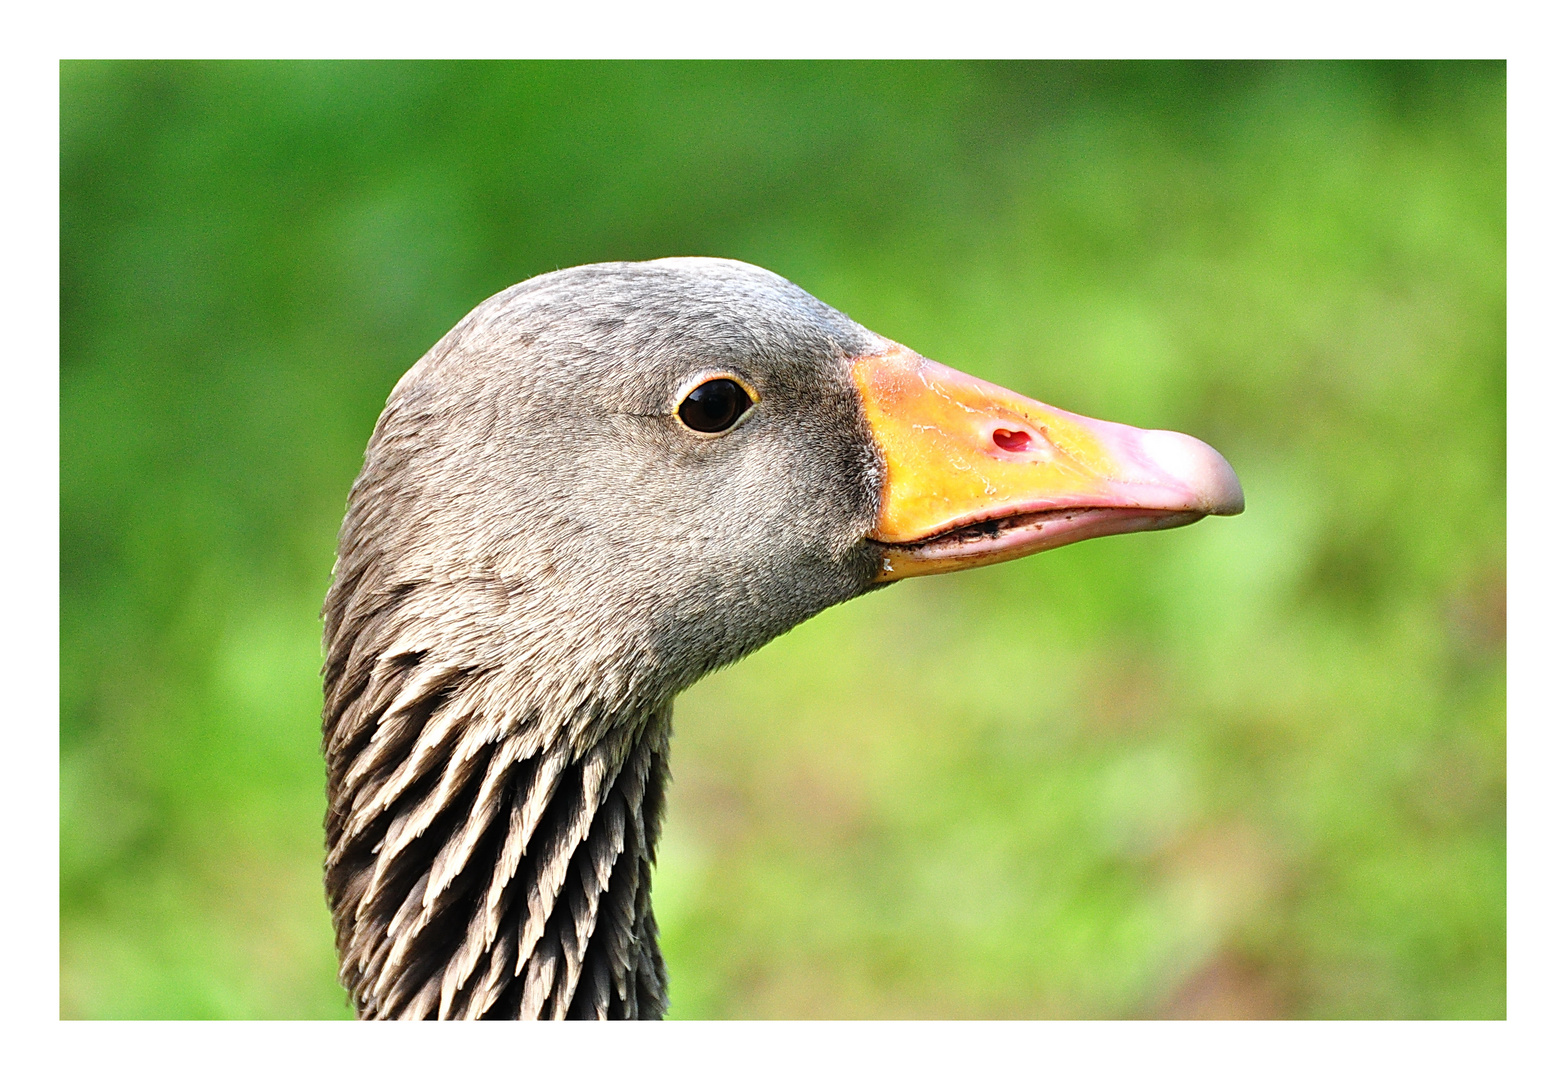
[852,345,1244,582]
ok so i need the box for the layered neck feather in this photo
[323,577,674,1020]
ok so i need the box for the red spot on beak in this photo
[992,428,1032,453]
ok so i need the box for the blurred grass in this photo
[60,60,1504,1019]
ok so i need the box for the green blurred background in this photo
[60,60,1505,1019]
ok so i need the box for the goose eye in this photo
[677,378,753,433]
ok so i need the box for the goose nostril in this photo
[993,428,1032,453]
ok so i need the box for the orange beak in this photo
[853,345,1244,581]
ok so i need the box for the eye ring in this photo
[674,373,758,436]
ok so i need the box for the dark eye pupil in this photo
[679,378,751,433]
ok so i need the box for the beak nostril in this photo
[993,428,1032,453]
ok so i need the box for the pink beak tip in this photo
[1139,429,1246,517]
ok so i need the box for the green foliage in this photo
[60,60,1504,1019]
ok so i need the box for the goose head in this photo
[322,257,1242,1020]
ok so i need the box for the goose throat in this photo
[323,645,673,1020]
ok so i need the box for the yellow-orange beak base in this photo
[852,346,1244,581]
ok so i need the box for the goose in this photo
[321,257,1243,1020]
